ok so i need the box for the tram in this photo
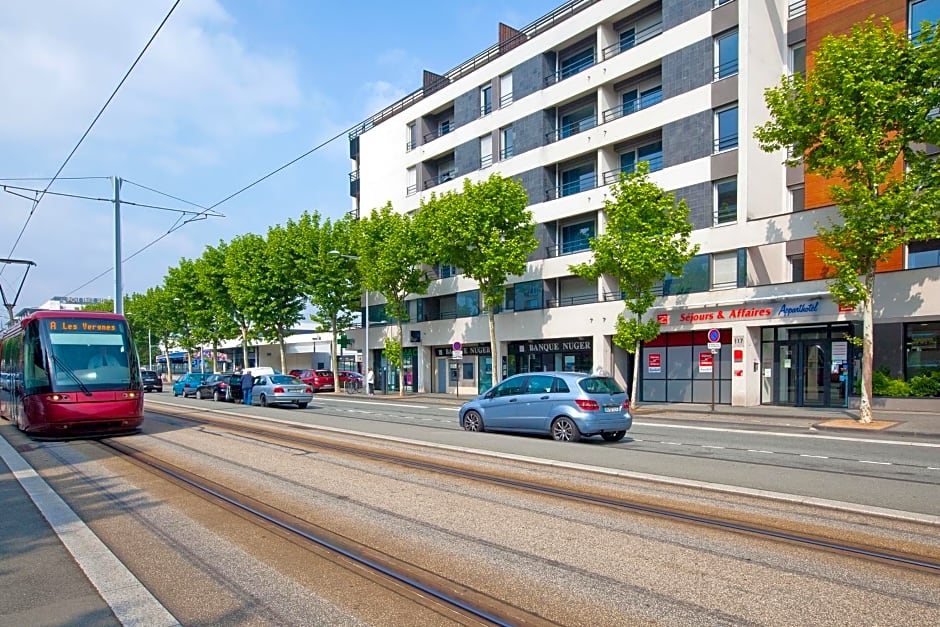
[0,310,144,436]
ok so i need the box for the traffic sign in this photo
[707,342,722,350]
[453,341,462,351]
[707,328,721,343]
[452,349,463,360]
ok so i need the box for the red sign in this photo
[648,353,662,373]
[699,352,714,373]
[838,304,855,313]
[733,349,743,362]
[656,313,669,324]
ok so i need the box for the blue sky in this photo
[0,0,553,311]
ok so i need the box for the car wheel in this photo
[463,410,484,432]
[173,390,180,397]
[213,390,221,402]
[551,416,581,442]
[601,430,626,442]
[296,402,308,409]
[259,394,268,407]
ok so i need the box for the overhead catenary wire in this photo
[1,0,182,267]
[0,184,223,217]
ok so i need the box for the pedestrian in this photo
[367,367,375,396]
[241,369,254,405]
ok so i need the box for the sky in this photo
[0,0,554,312]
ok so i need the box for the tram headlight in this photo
[47,393,71,402]
[123,391,138,399]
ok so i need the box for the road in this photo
[157,393,940,518]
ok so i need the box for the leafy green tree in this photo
[355,203,431,396]
[164,259,204,373]
[755,18,940,423]
[257,224,308,373]
[223,233,269,368]
[569,163,698,409]
[285,211,361,389]
[419,174,536,386]
[193,243,241,372]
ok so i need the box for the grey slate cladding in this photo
[663,110,712,167]
[662,38,712,99]
[513,52,556,101]
[530,222,555,262]
[672,181,712,231]
[662,0,712,30]
[514,110,555,156]
[454,89,479,128]
[516,166,555,209]
[455,138,481,177]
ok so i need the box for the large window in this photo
[456,290,480,317]
[561,220,595,254]
[662,254,710,295]
[559,104,596,139]
[514,280,543,311]
[560,164,596,197]
[622,84,662,116]
[711,251,738,290]
[560,46,595,79]
[715,29,739,79]
[620,140,663,174]
[714,177,738,224]
[715,104,738,151]
[911,0,940,38]
[906,321,940,378]
[908,239,940,268]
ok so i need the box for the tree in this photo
[355,203,431,396]
[419,174,536,386]
[569,162,698,410]
[755,18,940,423]
[194,242,242,372]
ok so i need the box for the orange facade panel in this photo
[803,236,904,280]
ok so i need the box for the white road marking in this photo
[859,460,892,465]
[748,450,775,454]
[635,421,940,447]
[800,454,829,459]
[701,445,724,449]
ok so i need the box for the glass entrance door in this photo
[777,340,830,406]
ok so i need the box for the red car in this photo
[293,369,335,392]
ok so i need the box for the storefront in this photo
[759,324,855,408]
[641,330,732,404]
[506,337,593,376]
[433,344,492,394]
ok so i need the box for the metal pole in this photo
[148,328,153,370]
[113,177,123,314]
[364,289,369,387]
[711,351,716,412]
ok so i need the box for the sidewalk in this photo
[343,391,940,438]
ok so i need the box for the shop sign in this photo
[664,299,835,326]
[699,352,713,373]
[434,344,492,357]
[514,339,592,354]
[648,353,662,373]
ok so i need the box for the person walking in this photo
[240,370,254,405]
[367,367,375,396]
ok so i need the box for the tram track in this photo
[142,405,940,575]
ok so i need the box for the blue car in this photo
[458,371,632,442]
[172,372,213,398]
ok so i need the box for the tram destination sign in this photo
[46,318,120,333]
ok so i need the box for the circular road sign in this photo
[707,328,721,343]
[453,341,462,351]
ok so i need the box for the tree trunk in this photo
[241,328,250,370]
[398,320,405,397]
[331,316,340,392]
[858,288,875,424]
[488,309,499,385]
[278,334,287,375]
[631,337,641,411]
[162,340,171,382]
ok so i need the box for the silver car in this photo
[250,374,313,409]
[458,371,632,442]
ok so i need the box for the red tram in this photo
[0,310,144,436]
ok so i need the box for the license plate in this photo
[290,387,304,393]
[603,406,620,413]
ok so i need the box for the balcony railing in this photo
[601,20,663,60]
[714,134,738,153]
[601,155,664,184]
[423,123,453,144]
[480,154,493,168]
[545,238,593,257]
[545,173,597,200]
[406,183,418,196]
[714,58,739,81]
[602,88,662,123]
[788,0,806,19]
[423,169,457,190]
[546,115,597,143]
[546,293,600,308]
[499,92,513,108]
[545,53,596,86]
[500,145,514,160]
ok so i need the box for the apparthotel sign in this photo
[657,299,847,326]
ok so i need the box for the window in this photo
[437,157,455,184]
[790,43,806,76]
[663,254,710,295]
[621,84,662,116]
[480,135,493,168]
[561,220,595,254]
[559,104,596,139]
[715,105,738,151]
[406,122,416,151]
[499,72,513,107]
[619,27,636,53]
[911,0,940,39]
[406,166,417,196]
[480,84,492,116]
[620,140,663,175]
[438,264,458,279]
[908,238,940,268]
[439,119,451,137]
[905,321,940,378]
[560,46,595,79]
[503,285,515,311]
[715,177,738,224]
[712,251,738,290]
[456,290,480,317]
[789,185,805,212]
[560,164,596,196]
[715,29,739,79]
[789,254,805,282]
[514,280,543,311]
[500,126,514,159]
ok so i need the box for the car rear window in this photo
[271,375,297,384]
[579,377,624,394]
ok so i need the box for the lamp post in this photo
[329,251,369,387]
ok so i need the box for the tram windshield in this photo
[43,318,139,391]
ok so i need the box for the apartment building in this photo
[348,0,940,407]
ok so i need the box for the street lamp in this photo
[329,251,369,388]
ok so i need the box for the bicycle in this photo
[343,379,363,394]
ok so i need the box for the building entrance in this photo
[763,325,851,408]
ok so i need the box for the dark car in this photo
[195,373,232,401]
[458,371,632,442]
[294,369,335,392]
[141,370,163,393]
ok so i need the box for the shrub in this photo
[909,373,940,397]
[871,368,910,397]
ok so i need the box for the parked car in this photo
[141,370,163,393]
[458,372,632,442]
[250,374,313,408]
[172,372,213,398]
[294,369,335,392]
[195,373,232,401]
[226,367,275,402]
